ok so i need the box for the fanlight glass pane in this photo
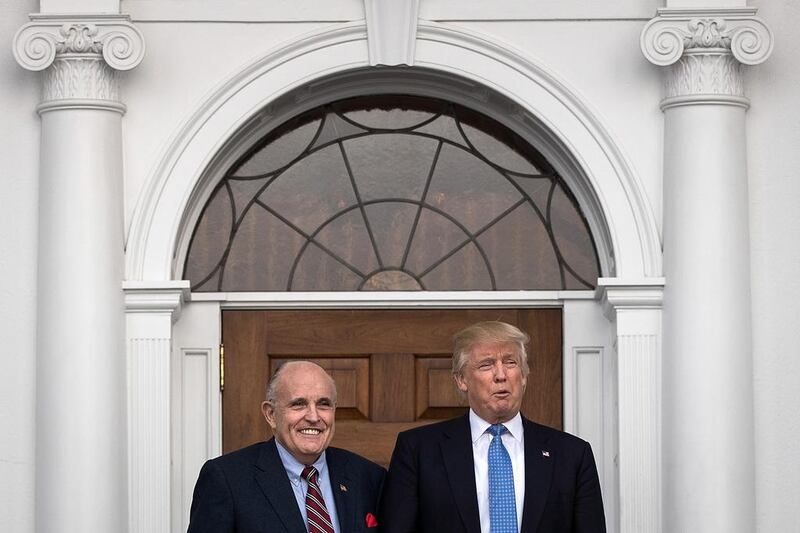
[184,95,600,291]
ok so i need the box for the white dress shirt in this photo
[275,440,341,533]
[469,409,525,533]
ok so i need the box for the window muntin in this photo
[184,95,600,291]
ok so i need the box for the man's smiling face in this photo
[262,361,336,465]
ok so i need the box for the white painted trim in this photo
[125,21,369,281]
[120,20,666,533]
[168,67,617,287]
[189,290,596,308]
[124,280,190,319]
[598,281,663,533]
[119,0,656,22]
[596,277,665,318]
[414,21,661,278]
[364,0,419,66]
[126,20,661,283]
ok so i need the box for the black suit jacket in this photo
[379,415,605,533]
[188,439,386,533]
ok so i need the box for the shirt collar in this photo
[468,409,523,444]
[275,439,328,484]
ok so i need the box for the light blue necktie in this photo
[488,424,517,533]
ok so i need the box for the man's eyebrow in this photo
[287,397,308,405]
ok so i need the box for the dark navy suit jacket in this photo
[379,415,606,533]
[188,439,386,533]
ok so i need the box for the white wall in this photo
[452,18,664,234]
[2,1,799,531]
[0,1,40,532]
[747,1,800,530]
[122,18,346,230]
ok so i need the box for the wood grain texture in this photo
[415,357,469,418]
[371,353,415,422]
[519,308,563,429]
[222,311,271,453]
[221,309,563,461]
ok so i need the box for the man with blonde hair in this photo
[380,321,606,533]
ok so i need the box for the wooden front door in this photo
[222,308,562,466]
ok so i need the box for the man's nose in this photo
[493,361,507,381]
[305,404,320,421]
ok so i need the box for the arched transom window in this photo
[184,95,600,291]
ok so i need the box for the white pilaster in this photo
[13,15,144,533]
[598,278,664,533]
[642,8,772,533]
[124,281,189,533]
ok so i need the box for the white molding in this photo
[364,0,419,66]
[415,20,662,278]
[126,20,662,283]
[168,67,617,287]
[190,290,595,308]
[170,301,222,533]
[597,279,663,533]
[596,277,665,319]
[119,0,656,22]
[124,280,190,319]
[125,21,369,281]
[37,98,126,113]
[562,300,618,531]
[122,0,363,22]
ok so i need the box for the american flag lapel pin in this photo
[340,484,348,492]
[542,450,550,457]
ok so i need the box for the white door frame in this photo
[124,20,664,533]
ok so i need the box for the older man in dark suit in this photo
[188,361,385,533]
[379,321,605,533]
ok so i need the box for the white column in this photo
[124,282,189,533]
[13,16,144,533]
[641,9,772,532]
[598,279,664,533]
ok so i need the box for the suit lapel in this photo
[520,419,553,533]
[441,415,481,533]
[254,439,307,533]
[327,449,355,533]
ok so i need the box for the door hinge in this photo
[219,343,225,393]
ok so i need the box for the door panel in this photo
[222,309,562,466]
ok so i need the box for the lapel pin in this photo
[340,484,348,492]
[542,450,550,457]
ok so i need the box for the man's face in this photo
[262,363,336,465]
[454,341,527,424]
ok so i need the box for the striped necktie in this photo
[302,466,335,533]
[488,424,517,533]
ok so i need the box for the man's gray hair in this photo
[452,321,530,376]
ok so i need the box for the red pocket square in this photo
[365,512,379,528]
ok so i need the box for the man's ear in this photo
[261,401,277,429]
[453,373,468,393]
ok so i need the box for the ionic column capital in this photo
[641,8,773,107]
[14,14,145,72]
[13,14,145,109]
